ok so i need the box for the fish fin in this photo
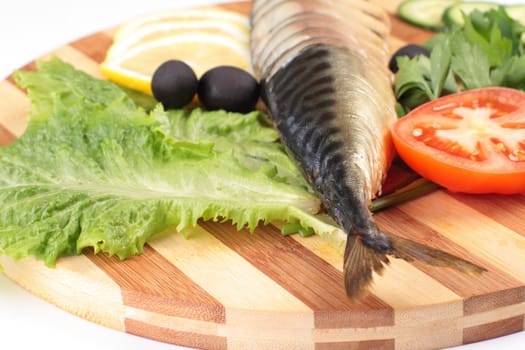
[388,235,487,276]
[343,235,390,301]
[343,234,486,300]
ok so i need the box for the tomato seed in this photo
[412,128,423,137]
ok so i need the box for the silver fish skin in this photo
[250,0,485,299]
[261,43,395,236]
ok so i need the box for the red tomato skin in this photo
[391,87,525,194]
[391,134,525,194]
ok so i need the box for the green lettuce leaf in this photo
[153,107,306,186]
[1,57,327,266]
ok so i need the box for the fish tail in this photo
[388,235,487,275]
[343,230,486,300]
[343,234,390,300]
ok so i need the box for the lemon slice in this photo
[101,7,251,95]
[101,32,251,94]
[113,7,249,41]
[106,19,249,60]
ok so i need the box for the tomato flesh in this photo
[391,87,525,194]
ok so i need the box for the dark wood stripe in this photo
[70,32,114,63]
[451,193,525,239]
[388,14,434,46]
[201,221,394,329]
[0,125,17,146]
[5,60,37,88]
[86,245,225,323]
[316,339,395,350]
[375,207,523,297]
[463,315,525,344]
[125,319,227,350]
[220,2,250,15]
[5,75,17,87]
[464,286,525,315]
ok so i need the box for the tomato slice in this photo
[391,87,525,194]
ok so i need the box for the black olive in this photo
[198,66,260,113]
[151,60,198,109]
[389,44,431,73]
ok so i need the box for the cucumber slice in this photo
[397,0,459,31]
[506,5,525,26]
[443,2,500,26]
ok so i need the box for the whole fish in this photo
[250,0,485,299]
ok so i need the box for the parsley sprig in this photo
[395,7,525,115]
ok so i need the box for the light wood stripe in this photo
[462,301,525,329]
[316,339,395,350]
[228,338,315,350]
[203,221,394,329]
[124,305,228,349]
[399,191,525,284]
[294,232,463,349]
[397,329,463,350]
[117,295,454,345]
[452,193,525,239]
[124,305,222,336]
[0,254,124,331]
[375,206,523,297]
[125,318,228,350]
[293,234,462,310]
[87,245,225,323]
[295,236,463,349]
[148,225,314,331]
[307,300,524,344]
[42,45,105,79]
[0,80,29,138]
[117,297,520,344]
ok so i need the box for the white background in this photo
[0,0,524,349]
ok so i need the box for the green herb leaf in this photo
[394,56,434,109]
[429,36,453,98]
[450,34,493,89]
[462,11,508,67]
[491,55,525,89]
[370,178,440,212]
[395,7,525,112]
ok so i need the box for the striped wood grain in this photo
[0,1,524,349]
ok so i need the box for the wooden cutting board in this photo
[1,1,524,349]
